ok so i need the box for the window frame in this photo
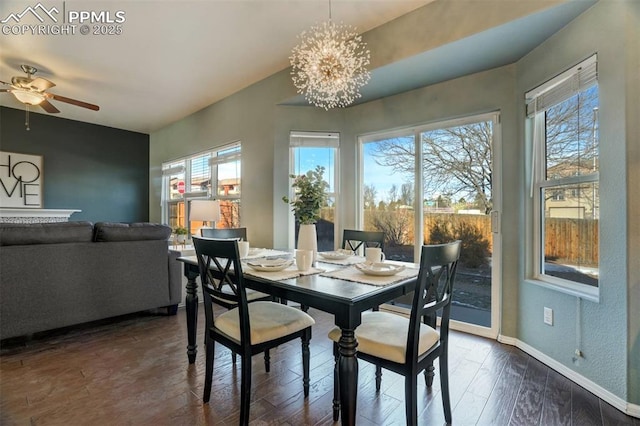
[527,55,599,301]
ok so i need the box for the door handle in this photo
[491,211,500,234]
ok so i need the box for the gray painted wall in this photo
[626,0,640,405]
[516,1,637,402]
[1,107,150,223]
[150,0,638,407]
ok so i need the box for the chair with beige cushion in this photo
[328,240,461,425]
[192,237,315,425]
[199,228,273,364]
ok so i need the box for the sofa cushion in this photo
[0,221,94,246]
[93,222,171,242]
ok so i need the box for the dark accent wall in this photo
[0,107,149,222]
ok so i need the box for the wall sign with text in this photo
[0,151,43,208]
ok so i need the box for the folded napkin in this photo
[320,265,419,286]
[243,265,325,281]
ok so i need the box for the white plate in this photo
[318,250,352,260]
[246,259,293,272]
[355,262,405,276]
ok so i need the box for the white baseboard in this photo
[498,334,640,418]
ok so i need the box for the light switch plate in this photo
[544,307,553,325]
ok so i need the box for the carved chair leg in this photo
[302,329,311,397]
[425,362,435,387]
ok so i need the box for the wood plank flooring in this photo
[1,306,638,426]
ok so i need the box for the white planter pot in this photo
[297,224,318,265]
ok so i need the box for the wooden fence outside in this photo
[357,210,599,266]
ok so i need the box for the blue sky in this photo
[362,141,412,202]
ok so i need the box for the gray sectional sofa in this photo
[0,221,182,340]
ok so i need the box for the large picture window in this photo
[161,143,241,235]
[527,55,599,294]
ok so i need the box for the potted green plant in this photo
[174,226,188,244]
[283,166,328,262]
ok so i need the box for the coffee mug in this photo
[238,241,250,258]
[296,249,313,271]
[365,247,385,264]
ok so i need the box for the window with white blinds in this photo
[528,54,599,298]
[161,143,241,232]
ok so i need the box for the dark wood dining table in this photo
[178,254,418,426]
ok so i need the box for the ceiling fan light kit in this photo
[1,64,100,130]
[11,89,45,106]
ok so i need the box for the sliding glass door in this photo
[360,113,500,337]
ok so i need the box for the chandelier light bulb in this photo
[290,20,371,110]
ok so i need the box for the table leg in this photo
[338,328,358,426]
[185,270,199,364]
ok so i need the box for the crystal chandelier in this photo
[290,3,371,110]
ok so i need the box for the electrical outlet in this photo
[544,307,553,325]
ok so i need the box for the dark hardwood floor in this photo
[1,306,637,425]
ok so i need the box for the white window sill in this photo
[525,276,599,303]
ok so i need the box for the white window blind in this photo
[208,151,241,166]
[290,131,340,148]
[525,54,597,117]
[162,164,185,176]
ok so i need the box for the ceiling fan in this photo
[1,64,99,130]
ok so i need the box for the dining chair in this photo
[201,227,247,240]
[341,229,385,254]
[192,237,315,425]
[328,240,462,425]
[198,227,273,365]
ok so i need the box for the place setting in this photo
[320,247,419,286]
[243,249,325,280]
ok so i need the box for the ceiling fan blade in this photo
[29,77,55,91]
[1,80,10,86]
[0,89,10,92]
[47,93,100,111]
[39,99,60,113]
